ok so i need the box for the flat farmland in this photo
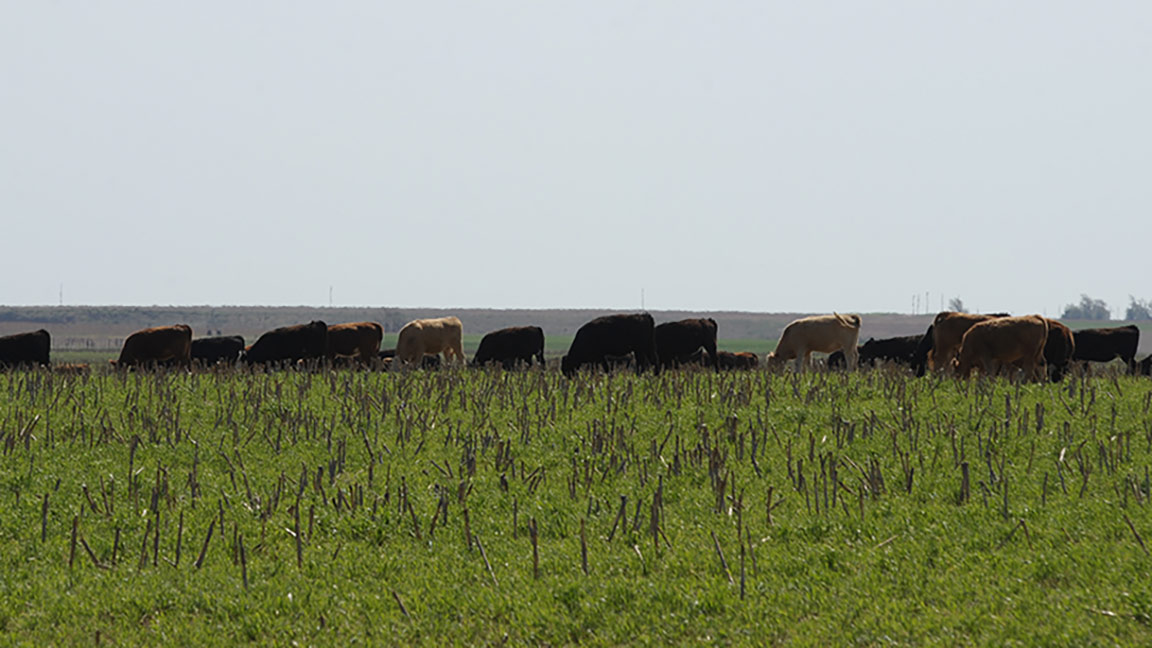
[1,365,1151,645]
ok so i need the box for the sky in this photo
[2,2,1150,317]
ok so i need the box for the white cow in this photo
[767,313,862,371]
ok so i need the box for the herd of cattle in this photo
[0,311,1149,379]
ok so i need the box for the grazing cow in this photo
[473,326,546,369]
[716,350,759,370]
[1040,319,1075,382]
[832,334,921,370]
[328,322,384,363]
[1071,325,1140,371]
[911,326,934,377]
[191,335,245,365]
[1139,354,1152,376]
[244,321,329,365]
[395,317,465,367]
[114,325,193,368]
[655,318,719,371]
[927,312,1009,373]
[955,315,1048,380]
[767,313,862,371]
[0,329,50,368]
[561,313,659,377]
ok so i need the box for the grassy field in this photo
[1,365,1151,645]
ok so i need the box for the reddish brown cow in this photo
[113,325,192,368]
[955,315,1048,380]
[328,322,384,363]
[928,312,1007,372]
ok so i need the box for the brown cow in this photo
[113,325,192,368]
[328,322,383,363]
[767,313,861,370]
[395,317,465,367]
[955,315,1048,380]
[928,312,1008,372]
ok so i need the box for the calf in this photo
[655,318,719,371]
[561,313,659,377]
[716,350,759,370]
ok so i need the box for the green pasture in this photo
[1,366,1151,645]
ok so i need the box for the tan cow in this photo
[928,312,1008,372]
[328,321,383,363]
[955,315,1048,380]
[395,317,465,367]
[113,324,192,368]
[767,313,862,370]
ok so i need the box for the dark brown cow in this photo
[1041,319,1075,381]
[655,318,719,371]
[114,325,192,368]
[561,313,659,377]
[0,329,50,368]
[473,326,546,368]
[955,315,1047,380]
[328,322,383,363]
[244,321,328,365]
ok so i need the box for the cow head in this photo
[561,355,576,377]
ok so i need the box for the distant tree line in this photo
[1059,295,1152,321]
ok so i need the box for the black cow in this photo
[655,318,719,371]
[191,335,245,365]
[473,326,546,369]
[1071,325,1140,371]
[1139,354,1152,376]
[911,326,934,377]
[244,321,328,365]
[0,329,50,368]
[561,313,659,377]
[829,334,920,370]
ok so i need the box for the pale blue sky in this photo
[2,2,1150,316]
